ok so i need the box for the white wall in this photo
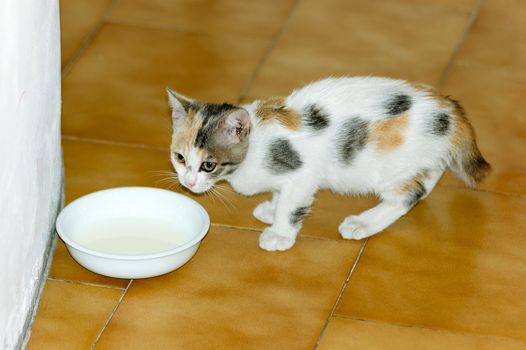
[0,0,62,348]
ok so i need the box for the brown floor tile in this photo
[318,317,526,350]
[60,0,111,68]
[27,280,123,349]
[440,0,526,195]
[335,187,526,341]
[49,239,130,288]
[108,0,296,38]
[62,139,172,202]
[248,0,478,98]
[95,226,360,349]
[61,23,270,147]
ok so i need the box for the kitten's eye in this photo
[175,153,185,163]
[200,161,217,173]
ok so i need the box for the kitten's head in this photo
[167,88,250,193]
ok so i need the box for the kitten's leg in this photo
[339,200,409,240]
[339,169,444,240]
[253,192,279,225]
[259,184,315,251]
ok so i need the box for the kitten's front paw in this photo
[253,201,275,224]
[339,216,373,240]
[259,229,295,251]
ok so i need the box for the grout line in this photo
[313,239,368,349]
[330,315,526,346]
[102,0,122,20]
[104,17,272,41]
[211,223,262,233]
[210,223,367,245]
[90,279,133,349]
[437,181,526,199]
[104,17,213,35]
[466,187,526,199]
[62,134,169,152]
[61,0,118,79]
[47,277,127,291]
[237,0,302,102]
[61,22,104,79]
[436,0,486,89]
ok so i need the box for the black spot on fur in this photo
[200,103,237,119]
[303,104,329,131]
[266,138,303,174]
[337,117,369,164]
[430,113,450,136]
[194,103,237,148]
[290,206,310,226]
[405,180,426,207]
[386,94,412,115]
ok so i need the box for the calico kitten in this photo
[167,77,490,251]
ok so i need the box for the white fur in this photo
[224,77,452,251]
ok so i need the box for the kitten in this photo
[167,77,490,251]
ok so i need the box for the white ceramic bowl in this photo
[56,187,210,279]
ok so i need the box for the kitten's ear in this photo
[222,108,251,144]
[166,87,193,123]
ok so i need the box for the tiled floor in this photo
[28,0,526,349]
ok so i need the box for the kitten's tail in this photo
[447,98,491,188]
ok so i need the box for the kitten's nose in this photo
[184,174,197,188]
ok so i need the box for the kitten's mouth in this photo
[182,183,209,194]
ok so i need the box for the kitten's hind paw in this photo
[259,229,295,251]
[339,216,374,240]
[253,201,275,224]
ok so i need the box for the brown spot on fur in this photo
[370,112,409,151]
[411,83,451,109]
[446,98,490,187]
[451,124,473,158]
[172,108,203,152]
[255,97,302,130]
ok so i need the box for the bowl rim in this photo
[55,186,210,261]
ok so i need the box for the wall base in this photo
[18,164,64,350]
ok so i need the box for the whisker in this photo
[167,181,182,191]
[206,190,214,203]
[215,184,238,200]
[214,184,237,195]
[154,179,177,187]
[149,169,181,190]
[210,186,237,212]
[207,187,226,208]
[212,190,233,212]
[147,171,175,177]
[147,169,174,174]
